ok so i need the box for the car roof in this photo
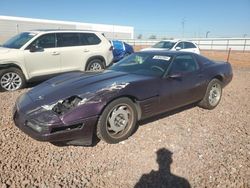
[136,50,197,56]
[26,29,99,34]
[160,39,181,43]
[159,39,196,44]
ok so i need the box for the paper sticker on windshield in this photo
[153,55,171,61]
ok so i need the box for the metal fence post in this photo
[243,39,247,53]
[226,39,229,51]
[16,24,19,34]
[227,48,231,62]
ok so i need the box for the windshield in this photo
[109,53,172,77]
[2,32,37,49]
[152,41,176,49]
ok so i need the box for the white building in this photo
[0,16,134,43]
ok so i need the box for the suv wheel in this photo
[86,59,105,71]
[0,68,26,92]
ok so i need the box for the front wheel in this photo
[96,98,138,144]
[198,78,222,110]
[86,59,105,71]
[0,68,26,92]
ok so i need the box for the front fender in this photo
[61,83,129,125]
[0,61,28,80]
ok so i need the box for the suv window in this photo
[29,34,56,49]
[175,42,184,49]
[153,41,176,49]
[57,33,80,47]
[170,55,199,74]
[184,42,196,49]
[80,33,101,45]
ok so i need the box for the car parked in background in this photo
[0,30,113,91]
[141,39,200,54]
[13,51,232,145]
[110,40,134,62]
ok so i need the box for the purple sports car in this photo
[13,51,233,145]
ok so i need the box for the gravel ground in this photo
[0,67,249,188]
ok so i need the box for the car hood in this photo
[0,47,22,62]
[0,47,19,54]
[27,70,157,105]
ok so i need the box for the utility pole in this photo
[182,18,186,38]
[206,31,210,38]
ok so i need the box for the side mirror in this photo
[30,45,43,52]
[175,47,181,51]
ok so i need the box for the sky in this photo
[0,0,250,38]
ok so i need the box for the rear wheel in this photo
[86,59,105,71]
[0,68,26,92]
[198,78,222,109]
[97,98,138,144]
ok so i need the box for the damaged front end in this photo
[43,82,130,116]
[13,80,130,145]
[45,96,87,115]
[13,93,97,145]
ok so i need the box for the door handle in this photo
[83,49,89,52]
[51,51,60,55]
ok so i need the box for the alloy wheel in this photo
[208,83,221,106]
[106,104,134,138]
[89,62,103,71]
[0,72,22,91]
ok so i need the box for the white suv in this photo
[0,30,113,91]
[141,39,200,54]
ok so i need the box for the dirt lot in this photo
[200,50,250,68]
[0,67,250,187]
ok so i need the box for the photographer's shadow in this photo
[135,148,190,188]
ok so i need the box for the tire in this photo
[198,78,222,110]
[96,97,138,144]
[86,59,105,71]
[0,68,26,92]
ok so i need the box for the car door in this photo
[57,33,83,72]
[24,33,61,78]
[59,32,102,72]
[159,54,204,112]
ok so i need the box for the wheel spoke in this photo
[7,83,12,90]
[1,80,8,84]
[3,82,10,87]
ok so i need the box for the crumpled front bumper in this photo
[13,94,98,146]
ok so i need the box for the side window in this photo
[170,55,199,74]
[57,33,80,47]
[30,34,56,49]
[175,42,184,49]
[184,42,196,49]
[80,33,101,45]
[195,54,211,65]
